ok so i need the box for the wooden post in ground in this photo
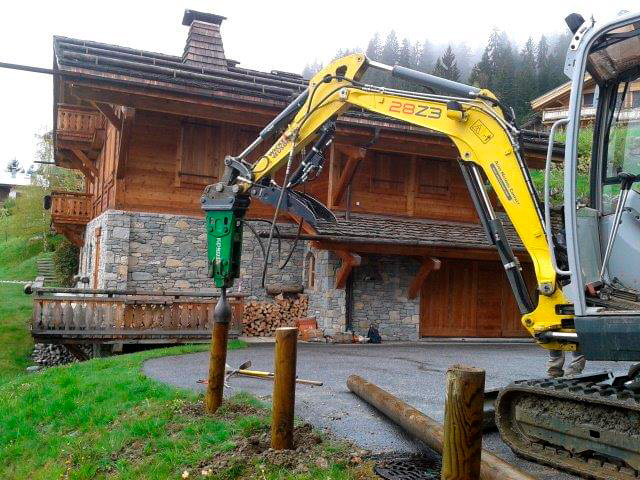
[441,364,485,480]
[271,326,298,449]
[205,292,231,414]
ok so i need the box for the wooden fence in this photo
[27,282,244,344]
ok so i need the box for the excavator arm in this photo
[202,53,574,350]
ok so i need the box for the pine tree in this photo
[536,35,552,93]
[417,39,435,73]
[514,37,538,122]
[432,45,460,81]
[451,43,473,81]
[398,38,413,67]
[5,158,23,179]
[366,33,382,60]
[381,30,400,66]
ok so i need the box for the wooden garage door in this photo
[419,259,533,337]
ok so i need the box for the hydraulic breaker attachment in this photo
[201,183,250,289]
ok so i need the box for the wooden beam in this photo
[63,150,95,183]
[332,146,366,206]
[116,107,135,179]
[314,241,531,263]
[69,83,275,128]
[408,257,441,300]
[70,148,99,178]
[91,101,122,130]
[335,250,361,289]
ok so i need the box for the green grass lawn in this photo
[0,236,369,479]
[0,283,34,383]
[0,343,368,480]
[0,235,54,280]
[0,236,51,384]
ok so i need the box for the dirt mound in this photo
[182,399,376,478]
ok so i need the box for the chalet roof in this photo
[311,213,524,251]
[53,36,308,103]
[531,76,595,111]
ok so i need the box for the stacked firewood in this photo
[242,294,309,336]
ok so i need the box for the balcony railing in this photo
[51,191,92,225]
[56,104,105,147]
[26,282,244,344]
[542,106,640,123]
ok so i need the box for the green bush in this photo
[52,239,79,287]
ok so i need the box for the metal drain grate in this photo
[373,454,440,480]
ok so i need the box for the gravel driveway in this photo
[143,341,633,479]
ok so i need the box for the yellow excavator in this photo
[203,11,640,479]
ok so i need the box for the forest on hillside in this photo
[303,29,572,123]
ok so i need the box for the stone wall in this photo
[351,255,420,341]
[79,210,304,297]
[78,210,421,340]
[304,246,346,332]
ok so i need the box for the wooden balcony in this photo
[56,104,106,150]
[26,281,244,345]
[51,191,92,225]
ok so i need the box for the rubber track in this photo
[496,376,640,479]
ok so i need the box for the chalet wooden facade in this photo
[48,9,558,341]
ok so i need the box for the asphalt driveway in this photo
[143,341,634,479]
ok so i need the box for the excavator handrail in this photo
[545,117,571,276]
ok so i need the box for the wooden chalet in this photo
[531,76,640,127]
[41,8,560,345]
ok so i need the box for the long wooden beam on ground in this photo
[408,257,441,300]
[346,375,535,480]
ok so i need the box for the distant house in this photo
[48,9,558,341]
[0,180,25,204]
[531,76,640,127]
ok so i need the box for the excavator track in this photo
[496,373,640,479]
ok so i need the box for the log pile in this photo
[242,294,309,336]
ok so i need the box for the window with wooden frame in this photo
[305,252,316,290]
[370,152,406,195]
[176,122,220,188]
[416,157,451,198]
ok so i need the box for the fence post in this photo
[271,326,298,449]
[204,293,231,414]
[441,364,485,480]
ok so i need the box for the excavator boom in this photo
[203,53,572,349]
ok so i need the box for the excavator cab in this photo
[554,11,640,360]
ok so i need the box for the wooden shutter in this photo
[370,153,405,194]
[416,158,450,197]
[177,123,219,187]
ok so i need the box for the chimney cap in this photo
[182,9,226,26]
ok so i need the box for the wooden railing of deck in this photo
[56,104,105,145]
[51,191,92,225]
[27,284,244,344]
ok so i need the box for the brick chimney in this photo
[181,9,227,70]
